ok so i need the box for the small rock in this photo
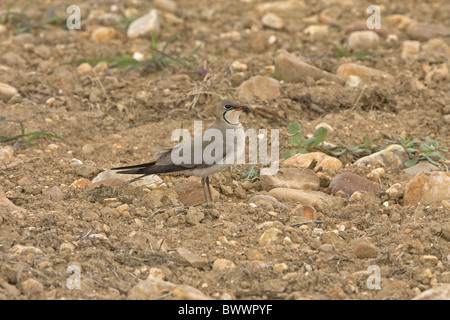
[385,183,402,198]
[366,168,385,181]
[77,63,92,75]
[336,63,393,82]
[401,40,421,62]
[231,61,248,72]
[353,243,378,259]
[385,14,414,30]
[48,186,64,202]
[403,161,439,176]
[176,248,208,268]
[269,188,337,212]
[253,1,303,17]
[127,275,210,300]
[274,263,288,272]
[354,145,409,169]
[92,170,163,188]
[237,75,280,102]
[420,38,450,63]
[10,245,43,256]
[186,207,204,225]
[412,283,450,300]
[347,31,380,52]
[261,13,285,30]
[0,188,25,214]
[245,249,264,260]
[406,22,450,41]
[0,82,18,101]
[274,50,344,84]
[90,26,116,42]
[424,63,449,83]
[403,171,450,206]
[219,31,241,41]
[59,242,75,253]
[258,227,283,246]
[70,178,92,188]
[260,168,319,191]
[212,258,236,271]
[303,25,329,40]
[283,151,342,171]
[248,194,288,211]
[330,172,380,196]
[173,178,219,206]
[420,255,439,265]
[318,243,333,253]
[344,20,389,38]
[127,9,160,39]
[153,0,177,12]
[21,278,45,299]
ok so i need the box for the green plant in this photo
[70,36,204,77]
[334,46,378,60]
[244,165,260,182]
[0,117,64,146]
[283,121,447,167]
[0,1,67,34]
[386,134,448,167]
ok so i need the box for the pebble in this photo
[336,63,393,82]
[70,178,92,188]
[77,63,92,75]
[412,283,450,300]
[176,248,208,268]
[0,82,18,101]
[403,171,450,206]
[92,170,163,188]
[212,258,236,271]
[10,244,43,256]
[260,168,319,191]
[261,13,285,30]
[354,145,409,169]
[420,38,450,63]
[385,14,414,30]
[21,278,45,299]
[329,172,380,196]
[353,242,378,259]
[403,161,438,176]
[47,186,64,202]
[245,249,264,260]
[219,31,241,41]
[385,183,402,198]
[420,255,439,265]
[172,179,219,206]
[424,63,449,83]
[258,227,283,246]
[90,26,117,42]
[346,31,380,52]
[186,207,204,225]
[283,151,342,171]
[0,188,25,214]
[59,242,75,253]
[406,22,450,41]
[253,1,303,17]
[401,40,420,62]
[153,0,177,12]
[127,275,210,300]
[237,75,280,102]
[274,50,344,85]
[127,9,160,39]
[343,20,389,38]
[274,263,288,272]
[366,168,385,181]
[231,60,248,72]
[318,243,333,253]
[248,194,288,211]
[303,25,329,40]
[269,188,336,212]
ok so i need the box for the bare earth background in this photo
[0,0,449,300]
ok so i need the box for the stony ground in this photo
[0,0,449,300]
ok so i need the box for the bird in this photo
[112,99,250,203]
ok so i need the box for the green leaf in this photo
[404,158,419,167]
[288,121,301,135]
[288,134,302,147]
[282,150,294,159]
[312,127,327,146]
[301,137,317,147]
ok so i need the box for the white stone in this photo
[127,9,160,39]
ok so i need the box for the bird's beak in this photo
[235,105,250,113]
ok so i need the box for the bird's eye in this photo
[224,105,233,110]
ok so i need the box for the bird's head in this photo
[216,99,250,125]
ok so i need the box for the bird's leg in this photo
[201,177,209,203]
[206,176,214,202]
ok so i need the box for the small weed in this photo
[0,1,67,34]
[283,121,447,167]
[0,117,64,147]
[334,46,378,60]
[70,35,205,77]
[244,165,260,182]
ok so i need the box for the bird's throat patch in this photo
[223,110,241,125]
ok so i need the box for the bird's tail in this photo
[112,161,157,182]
